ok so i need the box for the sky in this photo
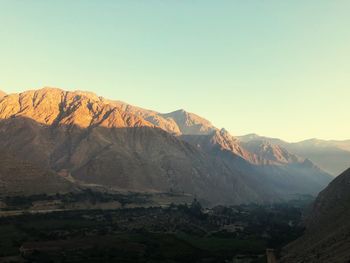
[0,0,349,142]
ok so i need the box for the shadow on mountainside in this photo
[0,116,332,206]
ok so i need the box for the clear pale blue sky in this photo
[1,0,349,142]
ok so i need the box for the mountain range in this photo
[239,134,350,176]
[0,87,333,205]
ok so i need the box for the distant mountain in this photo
[299,138,350,151]
[239,134,350,176]
[240,140,303,165]
[281,168,350,262]
[181,129,254,162]
[115,102,216,136]
[182,130,331,198]
[161,109,216,135]
[239,133,287,146]
[0,87,332,204]
[286,139,350,176]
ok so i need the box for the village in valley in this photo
[0,191,308,262]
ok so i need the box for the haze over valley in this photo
[0,87,348,262]
[1,1,350,262]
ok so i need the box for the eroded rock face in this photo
[0,88,154,129]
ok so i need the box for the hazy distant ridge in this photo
[239,134,350,175]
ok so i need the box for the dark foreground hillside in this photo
[281,168,350,263]
[0,195,310,263]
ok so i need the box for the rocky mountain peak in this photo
[161,109,216,135]
[0,87,153,129]
[237,133,260,142]
[240,139,303,165]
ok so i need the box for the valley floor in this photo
[0,192,311,263]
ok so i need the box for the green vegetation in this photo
[0,195,310,262]
[0,225,27,256]
[1,190,151,210]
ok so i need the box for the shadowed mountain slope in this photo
[0,153,74,197]
[0,88,279,205]
[281,168,350,263]
[182,130,332,198]
[115,101,332,174]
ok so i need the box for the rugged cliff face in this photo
[0,88,153,129]
[0,87,332,205]
[281,168,350,263]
